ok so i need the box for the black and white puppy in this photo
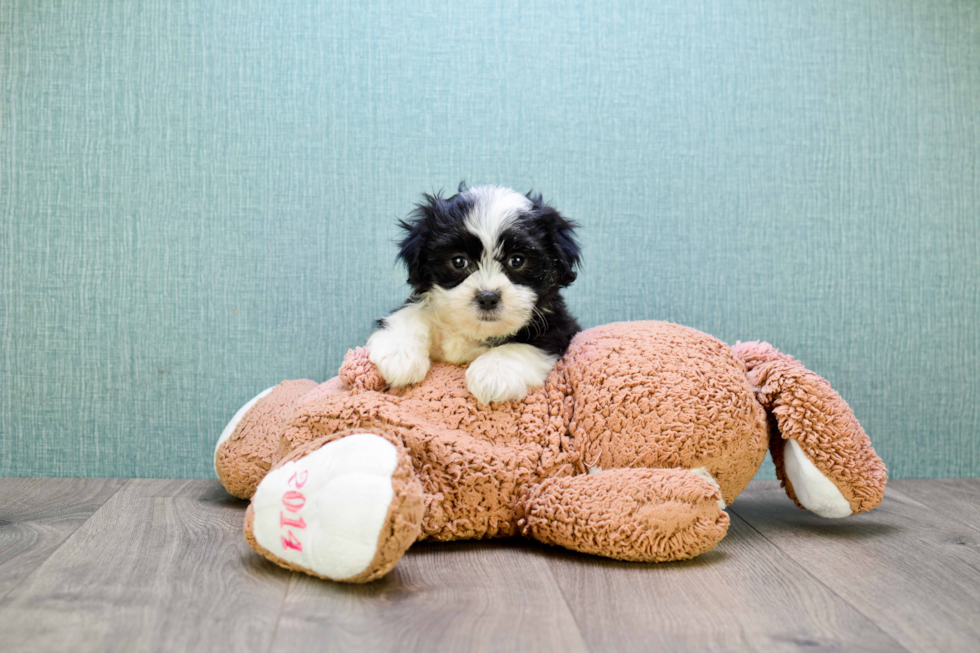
[367,184,581,404]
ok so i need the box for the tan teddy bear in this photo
[214,321,886,583]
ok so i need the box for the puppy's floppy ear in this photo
[528,192,581,287]
[397,192,440,289]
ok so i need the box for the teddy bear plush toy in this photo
[214,321,886,583]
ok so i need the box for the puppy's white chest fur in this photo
[429,321,489,365]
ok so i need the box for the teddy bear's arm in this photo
[517,468,729,562]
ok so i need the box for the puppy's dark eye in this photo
[508,255,525,270]
[451,256,469,270]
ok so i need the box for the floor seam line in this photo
[543,554,593,653]
[265,572,294,653]
[0,478,131,604]
[887,483,980,537]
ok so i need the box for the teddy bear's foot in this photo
[214,386,275,467]
[780,439,851,518]
[215,380,321,499]
[244,431,424,583]
[519,467,729,563]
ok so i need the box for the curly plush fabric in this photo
[243,428,424,583]
[732,341,887,513]
[216,379,319,499]
[518,467,729,562]
[563,323,770,506]
[280,348,580,540]
[215,320,887,580]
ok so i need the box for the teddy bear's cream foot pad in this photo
[783,438,852,518]
[690,467,727,510]
[249,433,399,580]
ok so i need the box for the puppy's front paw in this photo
[367,330,430,387]
[465,345,556,405]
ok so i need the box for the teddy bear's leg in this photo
[518,468,730,562]
[733,341,887,517]
[214,387,275,469]
[214,379,324,499]
[244,429,423,583]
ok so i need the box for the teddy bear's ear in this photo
[527,193,581,288]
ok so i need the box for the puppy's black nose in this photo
[475,290,501,311]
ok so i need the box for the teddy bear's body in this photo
[215,321,886,583]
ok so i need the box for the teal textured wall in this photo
[2,0,978,479]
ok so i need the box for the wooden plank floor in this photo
[0,479,977,653]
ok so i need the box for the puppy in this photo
[367,184,581,405]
